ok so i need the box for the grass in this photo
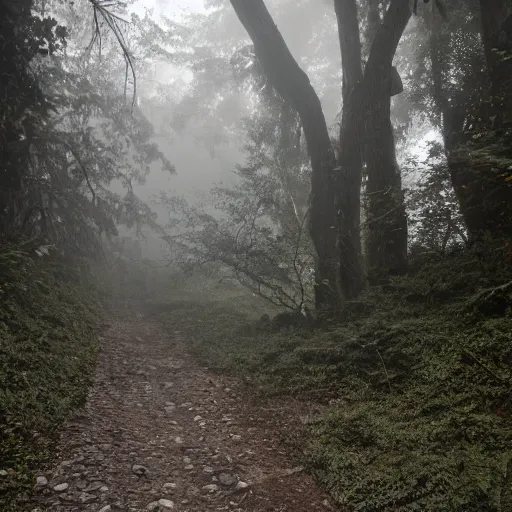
[0,241,102,511]
[147,247,512,511]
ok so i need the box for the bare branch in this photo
[88,0,137,110]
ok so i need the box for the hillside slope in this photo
[0,241,101,510]
[150,247,512,511]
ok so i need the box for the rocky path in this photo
[31,314,333,512]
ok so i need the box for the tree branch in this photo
[229,0,340,309]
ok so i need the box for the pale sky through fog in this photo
[130,0,207,18]
[119,0,437,259]
[125,0,243,252]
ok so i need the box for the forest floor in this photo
[28,311,333,512]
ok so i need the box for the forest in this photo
[1,0,512,510]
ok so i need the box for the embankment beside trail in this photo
[0,241,102,511]
[149,249,512,512]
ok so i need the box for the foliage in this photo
[1,0,174,260]
[402,0,512,239]
[405,141,468,254]
[160,183,314,312]
[0,240,101,510]
[0,0,60,209]
[403,0,485,126]
[148,244,512,511]
[160,91,315,312]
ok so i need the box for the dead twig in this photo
[376,349,392,393]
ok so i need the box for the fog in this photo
[3,2,510,510]
[130,0,343,201]
[115,0,433,261]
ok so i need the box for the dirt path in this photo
[30,314,333,512]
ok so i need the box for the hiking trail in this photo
[30,313,333,512]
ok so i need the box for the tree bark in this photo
[364,0,381,56]
[362,0,410,281]
[431,5,512,240]
[334,0,365,299]
[479,0,512,118]
[429,24,478,237]
[334,0,409,289]
[229,0,341,311]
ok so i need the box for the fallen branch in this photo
[376,348,392,394]
[466,280,512,310]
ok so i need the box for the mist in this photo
[2,1,512,511]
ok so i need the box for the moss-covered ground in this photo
[0,240,102,511]
[149,247,512,511]
[2,240,511,511]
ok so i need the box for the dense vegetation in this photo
[146,246,512,511]
[1,0,512,510]
[0,242,101,508]
[0,0,165,507]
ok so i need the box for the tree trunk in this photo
[229,0,341,311]
[364,0,381,57]
[362,0,410,281]
[479,0,512,119]
[334,0,365,299]
[364,110,408,281]
[431,5,512,240]
[477,0,512,238]
[429,12,479,237]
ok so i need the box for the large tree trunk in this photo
[229,0,342,311]
[476,0,512,238]
[429,11,480,237]
[334,0,365,299]
[362,0,410,281]
[479,0,512,119]
[431,5,512,240]
[334,0,409,290]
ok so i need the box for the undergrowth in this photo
[149,245,512,511]
[0,240,102,511]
